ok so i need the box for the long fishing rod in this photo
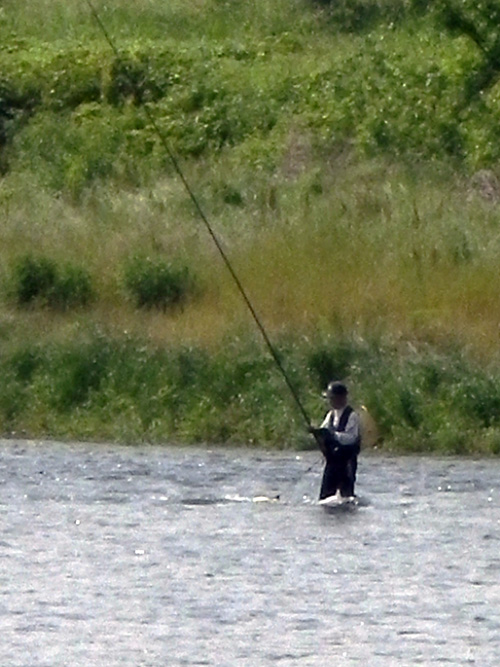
[85,0,316,434]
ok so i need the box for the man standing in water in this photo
[311,381,361,499]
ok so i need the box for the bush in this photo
[48,264,94,310]
[11,255,57,305]
[307,342,358,390]
[50,340,113,410]
[10,254,93,310]
[103,55,167,106]
[123,256,195,310]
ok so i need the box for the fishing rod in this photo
[85,0,318,437]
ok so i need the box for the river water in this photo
[1,439,499,666]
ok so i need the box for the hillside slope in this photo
[1,0,500,451]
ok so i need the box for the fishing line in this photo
[85,0,316,434]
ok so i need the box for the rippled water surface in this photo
[1,439,500,666]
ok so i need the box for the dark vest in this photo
[326,405,353,432]
[326,406,361,451]
[334,406,353,431]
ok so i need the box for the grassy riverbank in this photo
[2,327,500,454]
[2,0,500,451]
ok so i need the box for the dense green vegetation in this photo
[3,329,500,453]
[2,1,500,191]
[2,0,500,452]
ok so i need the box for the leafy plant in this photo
[48,264,94,310]
[420,0,500,105]
[123,256,195,310]
[11,255,57,306]
[10,254,93,310]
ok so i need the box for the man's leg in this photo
[319,461,340,500]
[339,453,358,498]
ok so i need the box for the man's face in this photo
[329,393,347,410]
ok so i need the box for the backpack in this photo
[358,405,380,448]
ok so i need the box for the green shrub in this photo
[307,344,356,390]
[9,346,43,383]
[10,254,93,310]
[50,341,112,410]
[103,55,167,106]
[48,264,94,310]
[11,255,58,306]
[220,183,244,206]
[123,256,195,310]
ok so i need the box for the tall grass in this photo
[2,156,500,356]
[1,0,326,44]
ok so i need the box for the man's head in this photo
[323,381,348,409]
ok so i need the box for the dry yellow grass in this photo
[3,155,500,361]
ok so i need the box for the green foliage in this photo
[48,264,94,311]
[1,331,500,452]
[11,255,57,305]
[49,341,113,411]
[123,256,195,310]
[4,0,500,193]
[9,254,93,310]
[103,55,170,106]
[307,342,358,390]
[315,0,410,33]
[9,346,43,383]
[425,0,500,106]
[353,347,500,454]
[10,107,145,196]
[220,183,244,206]
[0,77,34,167]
